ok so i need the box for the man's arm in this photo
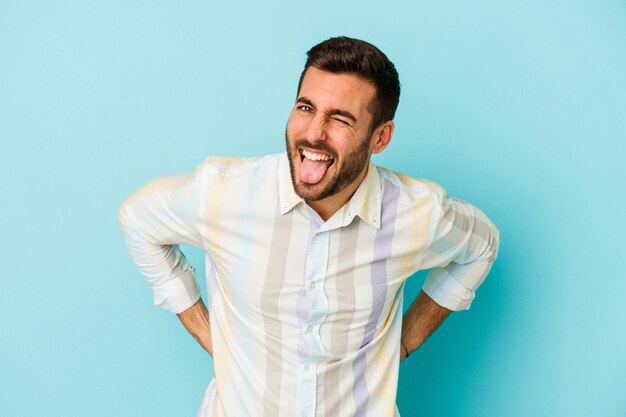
[177,298,213,356]
[118,171,206,314]
[420,195,500,313]
[399,193,499,361]
[399,290,451,362]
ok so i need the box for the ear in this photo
[370,120,394,154]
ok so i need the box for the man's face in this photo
[286,67,377,202]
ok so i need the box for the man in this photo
[119,36,499,417]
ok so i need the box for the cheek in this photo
[327,127,357,155]
[287,115,307,139]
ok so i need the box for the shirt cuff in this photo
[422,267,475,311]
[151,266,201,314]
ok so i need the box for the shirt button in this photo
[304,364,310,371]
[306,325,313,333]
[309,282,316,290]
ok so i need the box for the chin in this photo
[296,172,341,202]
[294,181,325,201]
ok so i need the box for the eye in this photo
[297,105,313,113]
[332,117,350,126]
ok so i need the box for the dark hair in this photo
[297,36,400,133]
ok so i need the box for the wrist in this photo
[401,338,410,358]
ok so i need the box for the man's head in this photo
[286,37,400,215]
[297,36,400,135]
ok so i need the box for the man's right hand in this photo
[177,298,213,356]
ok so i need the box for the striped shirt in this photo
[118,152,499,417]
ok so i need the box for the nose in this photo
[305,114,327,143]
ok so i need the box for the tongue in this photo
[300,158,331,184]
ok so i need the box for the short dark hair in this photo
[297,36,400,133]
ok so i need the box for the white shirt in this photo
[118,153,499,417]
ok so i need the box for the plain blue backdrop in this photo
[1,1,624,416]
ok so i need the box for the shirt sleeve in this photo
[420,194,500,311]
[118,164,208,314]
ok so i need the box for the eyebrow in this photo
[296,97,358,124]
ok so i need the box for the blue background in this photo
[1,1,624,416]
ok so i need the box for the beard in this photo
[285,131,371,202]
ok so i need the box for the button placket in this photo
[296,229,330,417]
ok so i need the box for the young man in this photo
[119,36,499,417]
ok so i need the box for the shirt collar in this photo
[344,160,382,229]
[278,153,382,229]
[278,153,304,214]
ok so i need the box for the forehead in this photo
[298,67,376,116]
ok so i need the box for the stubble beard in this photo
[285,132,371,202]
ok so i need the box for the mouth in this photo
[298,148,335,184]
[299,148,335,163]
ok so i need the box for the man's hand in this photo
[399,341,409,362]
[177,298,213,356]
[400,290,451,362]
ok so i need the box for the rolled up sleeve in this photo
[118,166,207,314]
[421,195,500,311]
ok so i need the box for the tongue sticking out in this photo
[299,157,333,184]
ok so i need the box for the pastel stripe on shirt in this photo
[118,152,499,417]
